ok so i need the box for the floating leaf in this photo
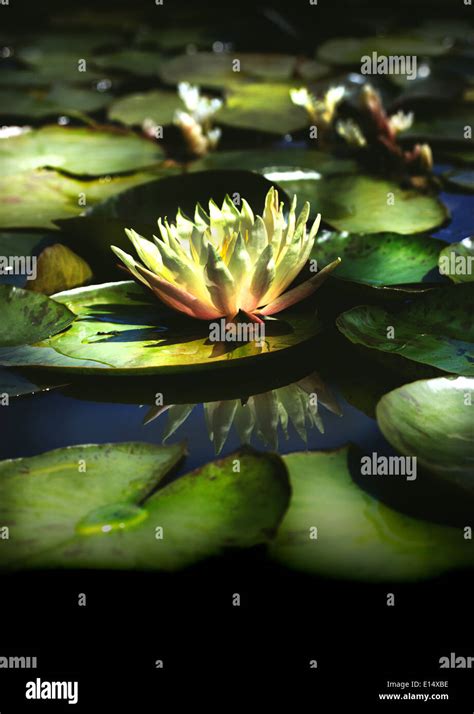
[438,237,474,283]
[404,106,474,143]
[0,442,185,569]
[27,244,93,295]
[317,35,449,66]
[159,52,300,88]
[0,285,75,347]
[17,31,121,56]
[0,86,111,118]
[436,148,474,165]
[443,169,474,192]
[0,69,51,88]
[93,50,162,76]
[376,377,474,493]
[0,368,66,398]
[313,231,447,287]
[192,148,358,176]
[15,51,107,84]
[217,83,309,134]
[160,52,242,87]
[0,169,164,229]
[270,446,473,581]
[108,89,183,127]
[0,445,290,571]
[274,174,448,234]
[0,281,322,375]
[0,126,163,177]
[336,283,474,375]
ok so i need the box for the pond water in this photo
[1,188,470,477]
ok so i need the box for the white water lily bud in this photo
[336,118,367,147]
[388,110,414,135]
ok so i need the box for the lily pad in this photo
[0,126,163,177]
[313,231,447,286]
[443,169,474,192]
[93,50,162,76]
[15,51,108,84]
[0,69,51,88]
[0,285,75,347]
[376,377,474,493]
[108,89,183,127]
[0,446,290,571]
[438,238,474,283]
[192,148,358,176]
[17,31,121,56]
[0,368,66,398]
[436,148,474,164]
[404,106,474,143]
[27,244,93,295]
[159,52,242,88]
[274,174,448,234]
[217,83,309,134]
[317,35,449,66]
[270,446,473,581]
[0,281,322,375]
[0,441,185,569]
[336,283,474,375]
[159,52,300,88]
[0,86,111,118]
[0,169,165,229]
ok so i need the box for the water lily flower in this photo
[177,81,223,124]
[111,187,341,322]
[174,82,223,156]
[290,85,345,129]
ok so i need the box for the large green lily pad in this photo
[0,368,65,398]
[438,238,474,284]
[192,148,358,176]
[376,377,474,493]
[108,89,183,127]
[217,83,309,134]
[443,169,474,192]
[317,35,449,66]
[0,285,75,347]
[159,52,242,87]
[270,447,473,581]
[404,107,474,143]
[0,86,111,118]
[0,169,165,229]
[93,50,162,76]
[274,174,448,234]
[0,281,322,375]
[0,69,52,88]
[17,31,121,57]
[15,51,108,84]
[159,52,301,88]
[0,442,184,568]
[0,126,163,177]
[313,231,446,286]
[336,283,474,375]
[0,445,290,571]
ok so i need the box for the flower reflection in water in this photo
[144,371,342,453]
